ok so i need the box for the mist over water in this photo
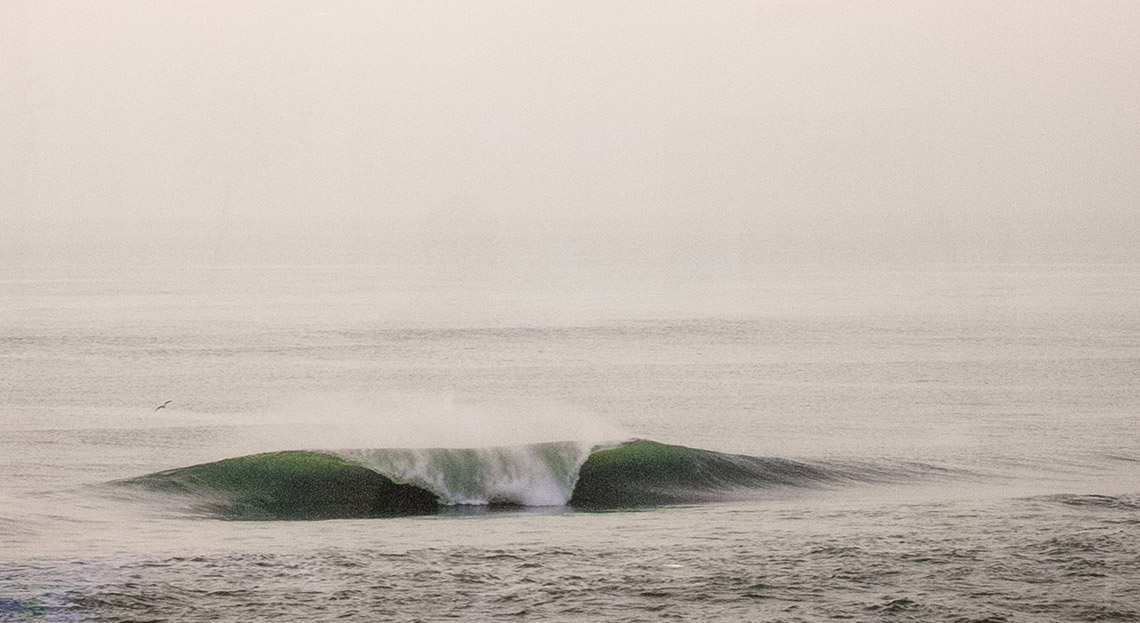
[3,0,1140,276]
[251,393,629,451]
[4,264,1140,621]
[4,1,1140,621]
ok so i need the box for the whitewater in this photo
[115,439,892,520]
[2,264,1140,622]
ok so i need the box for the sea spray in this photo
[334,441,591,506]
[244,393,629,452]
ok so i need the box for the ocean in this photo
[1,263,1138,622]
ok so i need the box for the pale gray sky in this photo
[2,1,1138,273]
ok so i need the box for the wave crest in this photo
[116,440,886,520]
[334,442,590,507]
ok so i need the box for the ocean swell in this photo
[117,440,872,520]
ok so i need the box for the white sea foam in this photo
[336,442,591,506]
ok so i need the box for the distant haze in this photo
[2,1,1138,277]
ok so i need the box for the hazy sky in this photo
[2,1,1138,272]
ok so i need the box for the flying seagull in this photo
[154,400,172,411]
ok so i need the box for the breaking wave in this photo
[117,440,913,520]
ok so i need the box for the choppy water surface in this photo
[2,265,1139,622]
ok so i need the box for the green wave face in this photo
[121,451,439,520]
[569,440,835,508]
[118,441,842,520]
